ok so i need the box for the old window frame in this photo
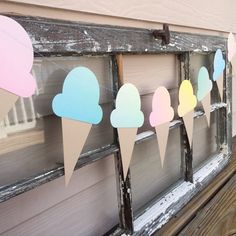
[0,15,232,235]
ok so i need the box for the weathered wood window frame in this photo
[0,15,232,235]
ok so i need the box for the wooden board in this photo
[1,175,118,236]
[179,172,236,235]
[0,155,116,234]
[6,0,236,33]
[123,55,177,95]
[155,138,236,236]
[0,15,226,56]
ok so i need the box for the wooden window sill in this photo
[155,137,236,236]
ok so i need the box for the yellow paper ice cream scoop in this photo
[178,80,197,117]
[178,80,197,147]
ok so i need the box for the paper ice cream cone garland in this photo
[50,60,222,183]
[110,83,144,179]
[1,14,230,183]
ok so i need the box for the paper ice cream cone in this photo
[118,127,137,179]
[0,88,18,122]
[155,122,170,167]
[231,56,236,76]
[201,93,211,127]
[183,110,194,147]
[216,74,224,101]
[62,118,92,186]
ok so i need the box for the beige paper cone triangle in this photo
[216,74,224,101]
[183,110,194,147]
[201,93,211,127]
[0,89,18,122]
[118,127,137,179]
[231,56,236,76]
[62,118,92,186]
[155,122,170,168]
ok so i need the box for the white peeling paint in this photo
[127,44,132,51]
[170,120,182,127]
[66,42,77,48]
[134,179,194,232]
[211,102,227,111]
[133,152,227,233]
[107,44,112,52]
[227,103,231,114]
[176,45,182,50]
[91,41,101,52]
[136,131,154,142]
[202,45,209,51]
[168,43,176,47]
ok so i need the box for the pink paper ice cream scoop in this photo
[149,87,174,127]
[0,15,36,97]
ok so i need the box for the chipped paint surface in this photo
[11,15,227,56]
[136,131,154,142]
[133,152,229,234]
[202,45,209,51]
[211,102,227,111]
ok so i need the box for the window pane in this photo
[0,56,113,186]
[190,53,219,169]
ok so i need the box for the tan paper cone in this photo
[118,127,137,179]
[216,74,224,101]
[231,56,236,76]
[155,122,170,168]
[62,118,92,186]
[0,89,18,122]
[183,110,194,148]
[201,93,211,127]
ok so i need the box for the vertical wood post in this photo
[179,53,193,183]
[215,50,232,158]
[225,52,232,156]
[111,54,134,233]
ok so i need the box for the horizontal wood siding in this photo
[0,156,117,234]
[6,0,236,33]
